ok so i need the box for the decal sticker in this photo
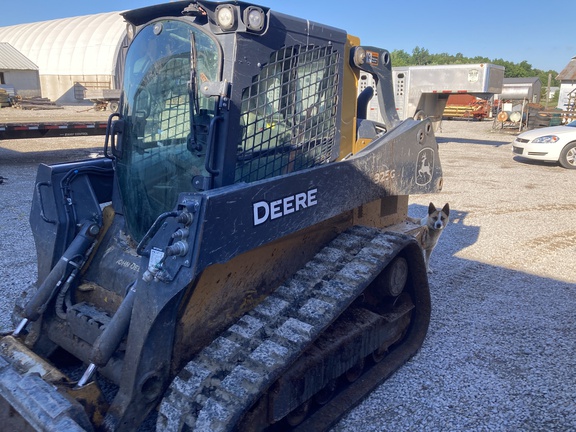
[253,188,318,226]
[366,50,379,66]
[149,247,165,269]
[468,69,479,83]
[416,148,434,186]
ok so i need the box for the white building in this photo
[556,56,576,111]
[495,77,541,104]
[0,12,126,104]
[0,42,41,98]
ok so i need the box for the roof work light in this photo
[215,4,236,31]
[244,6,265,31]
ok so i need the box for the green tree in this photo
[469,55,491,64]
[390,49,411,67]
[412,46,431,65]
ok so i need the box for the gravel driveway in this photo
[335,120,576,431]
[0,115,574,431]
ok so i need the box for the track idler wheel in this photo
[285,399,311,426]
[314,379,337,405]
[375,256,408,297]
[371,344,388,363]
[344,357,365,383]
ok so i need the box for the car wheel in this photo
[559,142,576,169]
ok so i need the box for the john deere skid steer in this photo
[0,1,443,430]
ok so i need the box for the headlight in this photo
[244,6,265,31]
[532,135,560,143]
[126,24,136,42]
[216,4,236,31]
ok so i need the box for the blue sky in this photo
[1,0,574,73]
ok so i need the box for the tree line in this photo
[390,47,560,91]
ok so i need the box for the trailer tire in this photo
[109,102,119,112]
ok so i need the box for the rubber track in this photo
[0,356,89,431]
[157,226,412,432]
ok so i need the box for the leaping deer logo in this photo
[416,149,434,186]
[419,153,431,177]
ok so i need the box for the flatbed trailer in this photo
[0,121,108,140]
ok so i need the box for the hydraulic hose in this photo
[15,221,100,336]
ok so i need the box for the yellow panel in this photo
[353,195,409,228]
[338,35,360,161]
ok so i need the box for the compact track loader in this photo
[0,1,443,430]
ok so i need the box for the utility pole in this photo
[545,73,552,109]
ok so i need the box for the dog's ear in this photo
[428,202,436,215]
[442,203,450,216]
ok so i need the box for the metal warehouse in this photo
[0,42,40,98]
[0,12,126,103]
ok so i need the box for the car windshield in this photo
[566,120,576,127]
[116,20,219,242]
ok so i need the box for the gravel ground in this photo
[334,120,576,431]
[1,114,575,430]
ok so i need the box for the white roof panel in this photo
[0,11,126,76]
[0,42,38,70]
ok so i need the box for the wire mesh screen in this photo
[235,45,340,183]
[141,56,190,143]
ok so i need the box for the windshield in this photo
[116,20,219,241]
[567,120,576,127]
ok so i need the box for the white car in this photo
[512,120,576,169]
